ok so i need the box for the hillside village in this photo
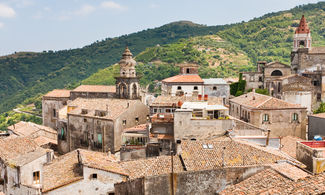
[2,14,325,195]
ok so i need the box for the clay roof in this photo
[150,95,222,107]
[0,137,48,166]
[7,121,57,137]
[295,15,310,34]
[43,89,71,98]
[220,163,323,194]
[79,149,128,176]
[311,112,325,119]
[264,61,291,68]
[280,136,303,159]
[162,74,203,83]
[72,85,116,93]
[230,92,305,110]
[151,113,174,123]
[43,149,128,192]
[42,150,82,192]
[68,98,141,120]
[179,138,285,172]
[33,136,57,146]
[123,124,147,133]
[120,155,183,179]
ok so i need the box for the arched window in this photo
[299,40,305,47]
[132,83,137,99]
[213,86,217,91]
[177,86,182,90]
[271,70,283,76]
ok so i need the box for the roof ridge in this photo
[256,96,273,108]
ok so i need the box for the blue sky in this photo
[0,0,321,56]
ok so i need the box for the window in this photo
[53,109,57,117]
[33,171,40,184]
[135,117,139,124]
[213,86,217,91]
[166,109,171,113]
[81,109,88,114]
[84,118,87,123]
[259,76,263,82]
[263,114,269,122]
[271,70,283,76]
[192,109,203,118]
[123,120,126,125]
[90,173,97,180]
[60,128,66,140]
[186,68,190,74]
[194,86,198,90]
[292,113,299,121]
[153,108,158,113]
[317,93,322,101]
[98,134,102,144]
[177,86,182,90]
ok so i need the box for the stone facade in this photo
[229,92,307,139]
[63,99,149,154]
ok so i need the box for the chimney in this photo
[198,94,202,101]
[204,94,208,101]
[176,140,182,155]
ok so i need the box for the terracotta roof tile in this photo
[72,85,116,93]
[0,137,47,166]
[220,162,325,195]
[43,89,71,98]
[120,155,183,179]
[230,92,305,109]
[33,136,57,146]
[68,98,141,120]
[295,15,310,34]
[162,74,203,83]
[311,112,325,119]
[79,149,128,176]
[180,138,285,172]
[8,121,57,137]
[42,150,82,192]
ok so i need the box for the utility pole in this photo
[170,142,174,195]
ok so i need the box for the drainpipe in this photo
[266,130,271,146]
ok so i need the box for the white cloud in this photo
[101,1,126,11]
[0,22,4,29]
[74,4,96,16]
[0,3,16,18]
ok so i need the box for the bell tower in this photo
[115,47,141,99]
[293,15,312,51]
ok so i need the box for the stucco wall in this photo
[283,91,312,113]
[204,84,229,98]
[174,109,232,140]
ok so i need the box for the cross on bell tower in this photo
[115,46,141,99]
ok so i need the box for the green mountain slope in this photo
[0,21,230,113]
[2,2,325,114]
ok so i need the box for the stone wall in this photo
[115,166,268,195]
[242,72,264,90]
[42,97,69,129]
[70,92,115,100]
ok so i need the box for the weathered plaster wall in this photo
[204,84,229,98]
[174,109,232,140]
[308,116,325,140]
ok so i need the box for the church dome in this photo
[119,47,136,67]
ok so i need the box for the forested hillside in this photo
[2,2,325,114]
[0,21,230,113]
